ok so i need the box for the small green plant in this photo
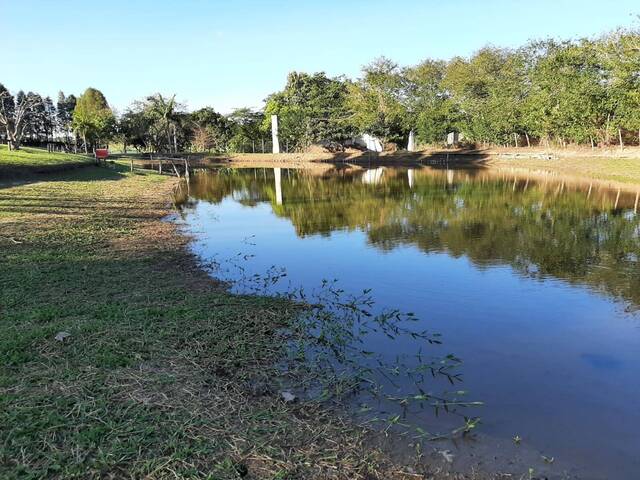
[198,250,483,441]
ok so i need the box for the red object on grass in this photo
[95,148,109,159]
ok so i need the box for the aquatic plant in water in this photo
[198,250,483,441]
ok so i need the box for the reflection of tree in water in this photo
[179,168,640,307]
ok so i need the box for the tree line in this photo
[266,27,640,150]
[0,84,267,154]
[1,25,638,153]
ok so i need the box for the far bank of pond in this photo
[148,147,640,191]
[175,164,640,480]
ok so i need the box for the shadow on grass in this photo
[0,163,132,190]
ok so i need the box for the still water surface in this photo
[175,166,640,479]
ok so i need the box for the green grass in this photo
[0,145,92,176]
[0,163,406,479]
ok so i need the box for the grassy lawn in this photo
[0,163,412,479]
[0,146,92,176]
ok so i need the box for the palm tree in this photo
[145,94,177,153]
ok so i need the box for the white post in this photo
[271,115,280,154]
[274,168,283,205]
[407,130,416,152]
[408,169,414,189]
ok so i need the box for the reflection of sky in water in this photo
[176,167,640,479]
[581,353,622,370]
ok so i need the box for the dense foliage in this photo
[264,28,639,149]
[263,72,356,150]
[1,25,638,152]
[72,88,116,153]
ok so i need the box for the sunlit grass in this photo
[0,145,92,172]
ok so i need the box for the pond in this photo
[175,165,640,479]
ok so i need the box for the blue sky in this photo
[3,0,638,113]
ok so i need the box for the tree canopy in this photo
[72,88,115,152]
[263,72,355,150]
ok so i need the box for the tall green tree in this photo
[115,109,152,153]
[443,47,527,145]
[522,40,607,146]
[348,57,411,145]
[227,108,266,152]
[57,92,77,147]
[263,72,354,151]
[405,60,457,144]
[72,87,115,153]
[142,94,181,153]
[190,107,231,153]
[601,29,640,146]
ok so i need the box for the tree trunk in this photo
[173,125,177,153]
[7,129,20,150]
[83,133,88,154]
[618,128,624,149]
[525,133,531,148]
